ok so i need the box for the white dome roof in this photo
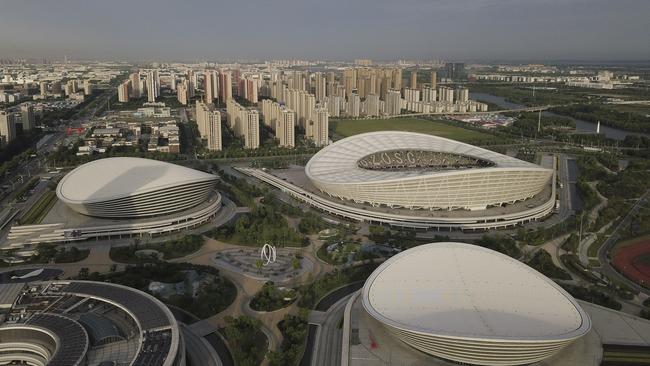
[363,242,590,341]
[57,157,214,204]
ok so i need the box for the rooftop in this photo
[362,242,591,341]
[56,157,216,204]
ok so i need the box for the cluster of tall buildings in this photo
[117,70,159,103]
[261,100,295,148]
[226,99,259,149]
[195,101,222,151]
[0,104,35,146]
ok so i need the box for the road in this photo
[309,293,355,366]
[597,189,650,295]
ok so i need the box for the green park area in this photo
[331,117,497,144]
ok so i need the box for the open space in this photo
[330,117,497,143]
[612,236,650,288]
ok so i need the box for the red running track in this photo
[612,240,650,287]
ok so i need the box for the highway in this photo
[308,293,355,366]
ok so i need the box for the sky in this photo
[1,0,649,62]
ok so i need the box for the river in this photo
[470,92,639,141]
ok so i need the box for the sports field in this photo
[331,117,496,143]
[612,235,650,288]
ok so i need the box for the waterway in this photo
[470,92,637,141]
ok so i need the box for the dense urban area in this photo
[0,55,649,366]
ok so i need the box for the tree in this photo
[255,259,264,274]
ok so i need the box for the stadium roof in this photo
[57,157,216,204]
[362,242,591,342]
[306,131,545,184]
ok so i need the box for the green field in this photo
[331,118,497,143]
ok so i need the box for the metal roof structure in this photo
[56,157,217,218]
[306,132,552,211]
[361,242,591,365]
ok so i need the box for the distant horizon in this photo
[1,0,648,62]
[2,57,650,66]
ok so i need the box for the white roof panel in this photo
[57,157,216,203]
[362,242,591,342]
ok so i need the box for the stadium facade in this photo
[56,157,217,218]
[0,280,184,366]
[360,242,591,366]
[306,132,553,211]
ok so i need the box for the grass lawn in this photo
[331,117,497,143]
[19,190,57,225]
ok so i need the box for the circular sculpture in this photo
[261,243,277,266]
[56,157,217,218]
[361,242,591,366]
[305,131,553,211]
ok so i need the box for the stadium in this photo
[56,157,218,218]
[0,280,184,366]
[359,242,591,366]
[7,157,227,249]
[305,131,553,211]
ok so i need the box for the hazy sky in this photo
[1,0,649,62]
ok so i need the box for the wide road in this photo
[597,189,650,295]
[309,293,355,366]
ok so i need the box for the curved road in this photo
[597,189,650,295]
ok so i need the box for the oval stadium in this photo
[56,157,218,218]
[361,242,591,366]
[305,131,553,211]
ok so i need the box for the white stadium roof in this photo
[57,157,214,203]
[363,242,590,341]
[306,131,543,184]
[56,157,218,218]
[361,242,591,365]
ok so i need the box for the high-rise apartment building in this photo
[195,101,222,151]
[422,87,437,103]
[218,71,233,101]
[83,80,93,95]
[348,93,360,117]
[386,89,402,116]
[204,71,216,103]
[177,80,189,106]
[306,107,328,147]
[118,80,130,102]
[20,104,35,131]
[0,110,16,145]
[430,71,437,89]
[39,81,47,97]
[129,72,141,98]
[276,107,295,148]
[314,72,326,102]
[404,88,420,103]
[226,100,259,149]
[146,70,160,102]
[365,94,380,117]
[410,70,418,89]
[444,63,466,80]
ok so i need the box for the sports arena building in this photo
[306,132,552,211]
[236,132,559,230]
[344,242,591,366]
[0,280,184,366]
[6,158,228,248]
[56,157,218,218]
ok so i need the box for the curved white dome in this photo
[362,242,591,366]
[56,157,217,218]
[306,131,552,210]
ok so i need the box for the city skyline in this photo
[1,0,649,62]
